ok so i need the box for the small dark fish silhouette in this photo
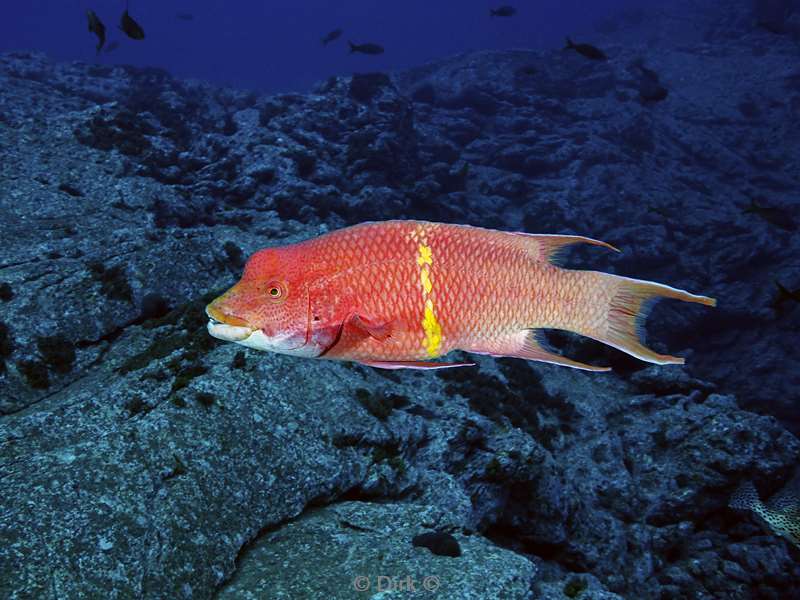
[322,28,343,45]
[633,60,668,103]
[176,13,194,21]
[515,65,537,77]
[86,10,106,54]
[348,41,384,55]
[565,37,607,60]
[772,280,800,310]
[742,199,797,231]
[104,40,120,54]
[490,6,517,17]
[755,0,795,34]
[120,10,145,40]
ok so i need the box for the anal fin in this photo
[480,329,610,372]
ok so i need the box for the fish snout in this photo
[205,300,253,342]
[205,301,248,327]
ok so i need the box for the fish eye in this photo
[265,280,287,302]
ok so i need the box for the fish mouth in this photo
[206,305,253,342]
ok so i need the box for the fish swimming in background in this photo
[771,280,800,311]
[348,41,385,55]
[490,6,517,17]
[729,479,800,549]
[119,10,145,40]
[633,60,668,103]
[565,37,607,61]
[322,28,343,45]
[742,198,796,231]
[206,221,715,370]
[86,10,106,54]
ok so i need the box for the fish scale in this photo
[207,220,716,370]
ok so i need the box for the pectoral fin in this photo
[349,313,403,341]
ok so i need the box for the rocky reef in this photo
[1,1,799,598]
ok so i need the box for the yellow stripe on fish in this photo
[416,241,441,357]
[417,244,432,266]
[420,268,433,294]
[423,299,442,357]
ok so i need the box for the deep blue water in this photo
[2,0,648,92]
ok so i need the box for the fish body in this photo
[743,199,796,231]
[348,41,384,55]
[490,6,517,17]
[729,480,800,548]
[322,28,343,45]
[207,221,715,370]
[772,280,800,310]
[565,37,607,60]
[120,10,145,40]
[634,61,668,103]
[87,10,106,54]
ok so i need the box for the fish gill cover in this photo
[0,1,799,599]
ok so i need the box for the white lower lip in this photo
[207,321,253,342]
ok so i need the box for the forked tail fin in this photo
[593,274,716,365]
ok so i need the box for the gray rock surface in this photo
[217,502,536,599]
[1,2,799,598]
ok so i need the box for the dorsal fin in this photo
[511,232,620,265]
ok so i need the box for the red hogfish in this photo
[206,220,716,370]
